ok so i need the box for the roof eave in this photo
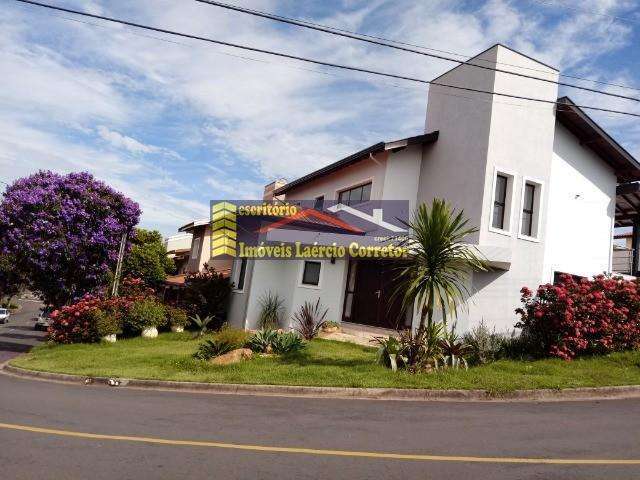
[556,97,640,182]
[274,131,439,196]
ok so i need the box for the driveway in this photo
[0,299,45,363]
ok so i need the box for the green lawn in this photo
[11,333,640,393]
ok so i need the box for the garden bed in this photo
[10,333,640,393]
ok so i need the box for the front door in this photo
[344,259,407,329]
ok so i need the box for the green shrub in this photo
[123,298,166,333]
[247,329,278,353]
[463,321,504,365]
[91,308,121,337]
[258,291,284,329]
[213,324,250,349]
[271,332,305,354]
[165,306,188,328]
[194,339,235,360]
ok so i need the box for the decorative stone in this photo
[141,327,158,338]
[210,348,253,366]
[101,334,117,343]
[170,325,184,333]
[322,325,340,334]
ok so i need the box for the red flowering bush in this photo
[49,276,157,343]
[516,274,640,360]
[49,295,126,344]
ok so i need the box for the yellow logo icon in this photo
[211,201,237,257]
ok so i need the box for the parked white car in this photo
[34,313,50,331]
[0,308,10,324]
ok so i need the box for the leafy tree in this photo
[0,171,140,307]
[0,253,25,301]
[393,199,487,330]
[122,228,175,287]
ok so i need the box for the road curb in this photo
[4,363,640,402]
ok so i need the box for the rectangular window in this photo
[233,258,247,291]
[301,261,321,286]
[338,182,372,206]
[492,174,508,229]
[314,195,324,210]
[521,183,536,237]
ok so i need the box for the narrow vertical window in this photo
[235,258,247,291]
[492,174,508,229]
[521,183,536,237]
[314,196,324,210]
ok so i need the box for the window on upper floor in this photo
[490,170,514,234]
[519,178,543,240]
[337,182,372,206]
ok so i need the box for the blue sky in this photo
[1,0,639,236]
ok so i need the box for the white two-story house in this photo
[226,44,640,334]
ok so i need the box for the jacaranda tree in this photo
[0,171,140,307]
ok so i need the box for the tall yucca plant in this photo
[393,199,487,330]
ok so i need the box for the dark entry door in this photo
[348,259,406,329]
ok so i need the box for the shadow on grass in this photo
[275,350,374,369]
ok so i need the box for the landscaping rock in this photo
[210,348,253,366]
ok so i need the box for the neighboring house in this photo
[164,233,193,274]
[612,232,633,274]
[226,43,640,334]
[178,219,233,276]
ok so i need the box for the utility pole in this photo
[111,231,128,297]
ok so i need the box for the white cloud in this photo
[1,0,638,236]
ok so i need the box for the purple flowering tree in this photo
[0,171,141,307]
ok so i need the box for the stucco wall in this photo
[418,47,498,243]
[237,259,348,330]
[542,122,616,280]
[282,152,388,201]
[460,46,559,333]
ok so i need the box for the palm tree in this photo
[393,199,487,330]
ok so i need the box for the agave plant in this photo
[373,336,407,372]
[271,332,305,354]
[246,329,279,353]
[292,298,328,340]
[189,314,215,339]
[439,326,471,370]
[193,338,235,360]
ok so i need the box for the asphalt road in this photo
[0,299,45,363]
[1,300,639,479]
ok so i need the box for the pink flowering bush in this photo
[49,276,154,343]
[516,274,640,360]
